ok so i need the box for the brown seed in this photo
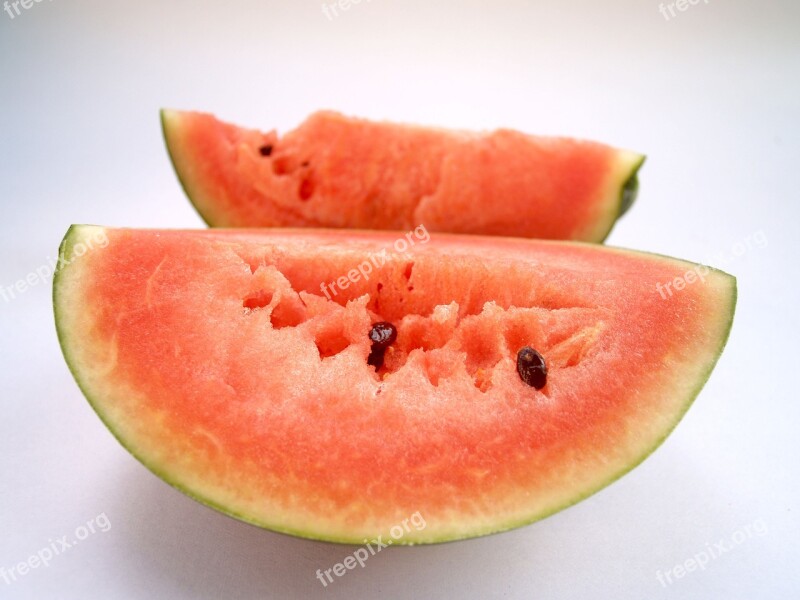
[368,322,397,369]
[258,144,273,157]
[369,322,397,348]
[517,346,547,390]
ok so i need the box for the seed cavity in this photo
[368,321,397,369]
[299,177,314,200]
[516,346,547,390]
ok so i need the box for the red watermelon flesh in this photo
[54,226,735,543]
[162,110,645,242]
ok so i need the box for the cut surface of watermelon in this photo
[162,110,645,242]
[54,226,735,543]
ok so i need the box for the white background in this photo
[1,1,798,598]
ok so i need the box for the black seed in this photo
[516,346,547,390]
[258,144,273,157]
[369,322,397,348]
[367,348,386,369]
[368,322,397,369]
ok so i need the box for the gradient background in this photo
[1,1,798,598]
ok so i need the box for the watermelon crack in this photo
[371,302,608,395]
[261,144,317,202]
[243,289,273,310]
[230,243,609,394]
[314,326,350,360]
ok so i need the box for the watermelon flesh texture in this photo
[55,226,735,544]
[162,110,645,242]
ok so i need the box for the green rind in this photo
[54,225,736,545]
[161,109,217,228]
[598,153,647,243]
[619,157,644,217]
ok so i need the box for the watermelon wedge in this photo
[161,110,645,242]
[54,226,735,544]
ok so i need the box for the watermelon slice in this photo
[54,226,735,544]
[161,110,645,242]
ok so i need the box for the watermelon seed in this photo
[258,144,273,157]
[368,350,385,369]
[368,321,397,369]
[517,346,547,390]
